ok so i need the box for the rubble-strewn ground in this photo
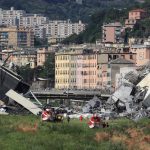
[0,115,149,150]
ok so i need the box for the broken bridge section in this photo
[0,66,30,101]
[0,65,42,115]
[6,89,42,115]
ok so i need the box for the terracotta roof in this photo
[130,9,146,12]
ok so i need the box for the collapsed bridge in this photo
[0,65,42,115]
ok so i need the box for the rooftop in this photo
[109,58,134,64]
[130,9,146,12]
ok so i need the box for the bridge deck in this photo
[29,90,111,100]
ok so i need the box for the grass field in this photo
[0,115,150,150]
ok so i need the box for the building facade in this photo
[8,50,37,68]
[55,47,136,90]
[102,22,123,44]
[37,48,55,66]
[0,7,25,26]
[130,44,150,66]
[47,20,85,43]
[125,9,146,28]
[0,26,34,48]
[96,51,136,90]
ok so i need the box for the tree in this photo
[19,65,34,84]
[42,53,55,87]
[34,37,48,47]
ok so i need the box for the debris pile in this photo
[82,96,102,113]
[82,65,150,121]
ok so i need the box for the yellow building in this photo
[55,48,98,89]
[55,52,73,89]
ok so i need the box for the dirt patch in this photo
[16,122,38,133]
[111,133,127,143]
[94,128,150,150]
[95,132,110,142]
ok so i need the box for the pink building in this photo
[125,9,146,28]
[129,9,146,20]
[76,50,97,89]
[102,22,123,44]
[76,55,83,89]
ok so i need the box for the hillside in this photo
[0,0,137,22]
[62,0,150,43]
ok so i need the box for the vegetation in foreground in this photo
[0,115,150,150]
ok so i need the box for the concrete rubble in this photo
[82,65,150,121]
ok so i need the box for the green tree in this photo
[34,37,48,47]
[19,65,34,84]
[42,53,55,87]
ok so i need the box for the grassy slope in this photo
[0,115,150,150]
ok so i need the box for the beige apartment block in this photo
[47,20,85,43]
[130,45,150,66]
[55,52,73,89]
[0,26,34,49]
[1,49,37,68]
[37,48,55,66]
[128,9,146,20]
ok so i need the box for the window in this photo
[107,73,110,77]
[107,81,111,85]
[121,55,125,59]
[130,55,133,59]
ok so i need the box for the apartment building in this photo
[7,50,37,68]
[21,14,49,27]
[55,51,73,89]
[0,7,85,41]
[102,22,123,44]
[37,47,55,66]
[0,7,25,26]
[76,49,97,89]
[55,48,97,89]
[125,9,146,28]
[0,26,34,48]
[55,46,136,90]
[47,20,85,43]
[130,44,150,66]
[97,52,136,89]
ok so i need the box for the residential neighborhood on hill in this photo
[0,0,149,92]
